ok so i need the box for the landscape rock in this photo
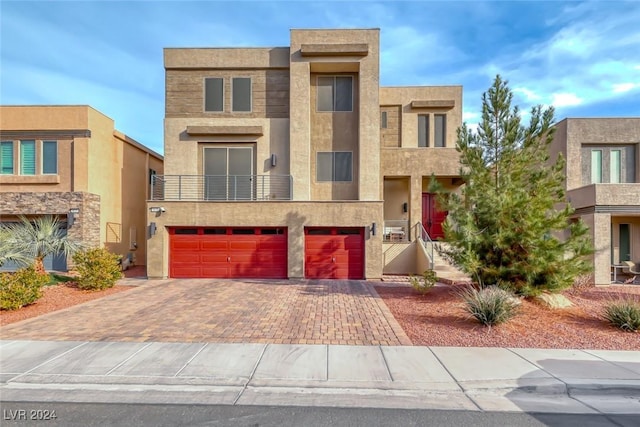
[534,293,574,309]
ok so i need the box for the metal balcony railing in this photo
[383,220,409,242]
[151,175,293,201]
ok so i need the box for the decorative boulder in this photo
[534,293,574,309]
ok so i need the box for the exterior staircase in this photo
[430,244,472,285]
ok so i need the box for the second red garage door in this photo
[169,227,287,278]
[304,227,364,279]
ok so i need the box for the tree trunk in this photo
[34,257,47,275]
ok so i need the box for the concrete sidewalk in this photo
[1,340,639,414]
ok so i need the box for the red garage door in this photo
[305,227,364,279]
[169,227,287,278]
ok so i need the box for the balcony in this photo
[151,175,293,201]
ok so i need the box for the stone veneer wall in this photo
[0,192,101,248]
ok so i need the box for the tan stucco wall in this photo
[164,47,290,69]
[309,72,359,200]
[383,178,409,221]
[379,86,462,149]
[568,184,640,209]
[382,241,416,274]
[289,29,380,201]
[557,118,640,191]
[146,201,383,279]
[164,117,290,177]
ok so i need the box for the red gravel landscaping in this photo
[375,283,640,350]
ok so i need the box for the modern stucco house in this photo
[147,29,462,280]
[0,105,164,270]
[550,118,640,285]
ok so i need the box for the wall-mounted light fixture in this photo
[402,202,408,213]
[271,153,277,167]
[371,222,377,236]
[149,222,157,237]
[149,207,165,215]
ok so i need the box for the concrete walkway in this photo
[1,340,639,414]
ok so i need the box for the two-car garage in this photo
[168,226,364,279]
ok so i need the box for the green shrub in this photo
[410,270,438,294]
[459,286,520,327]
[603,299,640,332]
[0,265,49,310]
[73,247,122,291]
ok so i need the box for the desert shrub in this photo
[603,299,640,332]
[410,270,437,294]
[73,247,122,291]
[459,285,520,327]
[0,265,49,310]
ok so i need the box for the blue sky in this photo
[1,1,639,154]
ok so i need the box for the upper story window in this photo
[43,141,57,174]
[317,151,352,182]
[1,141,13,174]
[418,114,446,147]
[204,78,224,112]
[584,145,635,185]
[20,140,36,175]
[381,111,388,129]
[0,140,58,176]
[317,76,353,112]
[418,115,429,147]
[434,114,446,147]
[232,77,252,112]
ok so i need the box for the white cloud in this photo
[612,83,639,94]
[513,87,542,102]
[551,93,583,107]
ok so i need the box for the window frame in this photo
[42,140,58,175]
[434,114,446,147]
[231,76,252,113]
[1,141,14,175]
[591,150,603,184]
[316,75,353,112]
[204,77,225,112]
[418,114,429,147]
[316,151,353,182]
[610,149,621,184]
[19,140,36,175]
[381,111,388,129]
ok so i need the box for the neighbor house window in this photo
[591,150,602,183]
[610,150,621,183]
[317,151,352,182]
[381,111,388,129]
[317,76,353,112]
[42,141,57,174]
[1,141,13,174]
[418,115,429,147]
[204,77,224,112]
[20,140,35,175]
[232,77,251,112]
[434,114,446,147]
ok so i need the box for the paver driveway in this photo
[0,279,411,346]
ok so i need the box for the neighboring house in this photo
[147,29,462,279]
[550,118,640,285]
[0,105,164,271]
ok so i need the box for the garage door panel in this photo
[305,227,363,279]
[170,227,286,279]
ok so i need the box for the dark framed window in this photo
[317,151,352,182]
[232,77,252,112]
[42,141,57,174]
[381,111,388,129]
[434,114,446,147]
[418,115,429,147]
[20,140,35,175]
[204,77,224,112]
[1,141,13,174]
[317,76,353,112]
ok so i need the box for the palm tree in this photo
[0,226,31,267]
[2,215,82,274]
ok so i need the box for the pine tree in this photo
[435,75,593,296]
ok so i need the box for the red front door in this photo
[422,193,447,240]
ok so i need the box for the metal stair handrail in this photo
[415,221,434,270]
